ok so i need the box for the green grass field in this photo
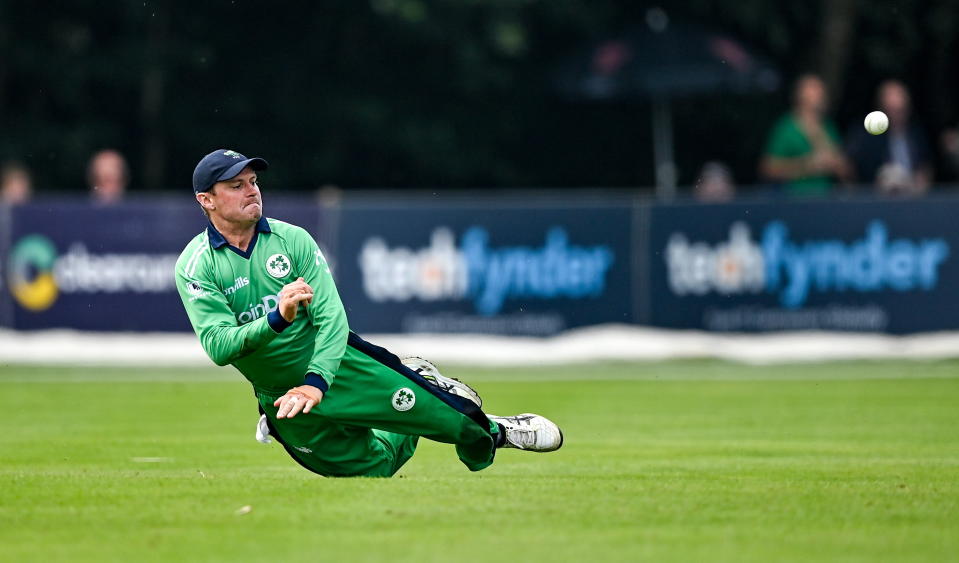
[2,360,958,562]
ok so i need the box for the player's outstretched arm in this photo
[176,263,301,366]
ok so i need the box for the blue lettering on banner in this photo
[666,220,950,308]
[359,226,615,315]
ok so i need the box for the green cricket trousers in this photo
[256,332,499,477]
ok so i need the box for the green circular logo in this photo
[391,387,416,412]
[8,235,59,311]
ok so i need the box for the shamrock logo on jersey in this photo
[265,253,291,278]
[391,388,416,412]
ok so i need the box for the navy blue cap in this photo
[192,149,269,193]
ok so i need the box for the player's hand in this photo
[278,277,314,322]
[274,385,324,419]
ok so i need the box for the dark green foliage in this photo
[0,0,956,192]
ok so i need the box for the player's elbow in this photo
[199,330,237,366]
[205,342,236,366]
[201,343,232,366]
[208,352,232,367]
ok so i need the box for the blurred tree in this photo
[0,0,956,192]
[139,2,168,192]
[816,0,857,103]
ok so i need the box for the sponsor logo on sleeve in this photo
[315,248,330,274]
[185,280,206,301]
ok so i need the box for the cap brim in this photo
[216,157,269,183]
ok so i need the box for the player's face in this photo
[205,167,262,225]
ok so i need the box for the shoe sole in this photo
[449,379,483,408]
[402,356,483,407]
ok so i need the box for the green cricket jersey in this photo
[174,217,348,395]
[764,113,843,196]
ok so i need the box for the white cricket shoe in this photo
[488,413,564,452]
[401,356,483,408]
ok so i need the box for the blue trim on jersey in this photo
[267,309,293,333]
[304,373,330,393]
[345,332,493,435]
[206,217,272,259]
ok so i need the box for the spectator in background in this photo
[759,73,852,197]
[693,161,735,202]
[87,149,129,205]
[846,80,932,197]
[0,161,33,205]
[940,125,959,180]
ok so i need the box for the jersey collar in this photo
[207,217,271,258]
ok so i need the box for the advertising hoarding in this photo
[647,199,957,333]
[335,200,633,335]
[3,200,319,331]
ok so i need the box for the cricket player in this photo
[175,149,563,477]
